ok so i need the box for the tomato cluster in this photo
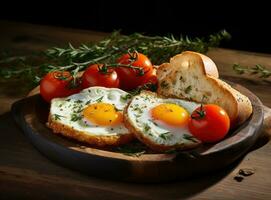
[40,52,157,102]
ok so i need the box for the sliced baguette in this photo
[157,51,252,126]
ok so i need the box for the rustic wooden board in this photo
[11,84,264,182]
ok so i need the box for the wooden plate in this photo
[11,84,264,182]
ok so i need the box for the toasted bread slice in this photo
[157,51,252,126]
[123,91,201,152]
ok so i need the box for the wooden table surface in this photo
[0,20,271,200]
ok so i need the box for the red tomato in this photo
[188,104,230,143]
[115,52,156,90]
[40,71,81,102]
[81,64,119,89]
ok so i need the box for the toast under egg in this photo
[124,91,201,152]
[47,87,134,147]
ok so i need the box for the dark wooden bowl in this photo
[11,84,264,182]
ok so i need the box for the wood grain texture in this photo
[1,20,271,199]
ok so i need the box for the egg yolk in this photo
[151,103,189,126]
[83,103,123,126]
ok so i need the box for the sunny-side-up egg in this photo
[125,91,201,151]
[48,86,133,146]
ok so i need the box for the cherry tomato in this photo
[115,52,156,90]
[40,71,81,102]
[142,68,158,85]
[188,104,230,143]
[81,64,119,89]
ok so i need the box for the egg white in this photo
[127,92,201,146]
[50,87,131,136]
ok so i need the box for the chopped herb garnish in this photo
[120,94,132,101]
[53,114,65,120]
[71,113,82,122]
[183,134,198,142]
[132,104,143,114]
[85,100,91,105]
[74,99,83,104]
[96,96,103,102]
[134,107,143,114]
[148,119,158,126]
[160,132,171,140]
[143,123,151,133]
[72,103,83,113]
[144,96,150,101]
[148,132,153,137]
[66,99,71,102]
[152,121,158,126]
[185,85,192,94]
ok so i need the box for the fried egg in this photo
[125,91,201,150]
[48,87,133,146]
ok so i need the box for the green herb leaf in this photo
[71,113,82,122]
[53,114,65,120]
[120,93,132,101]
[85,100,91,105]
[95,96,103,102]
[74,99,83,104]
[143,123,151,133]
[160,132,171,140]
[183,134,199,142]
[233,63,271,79]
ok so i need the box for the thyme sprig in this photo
[45,30,230,65]
[233,63,271,79]
[0,30,230,86]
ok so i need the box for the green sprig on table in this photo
[233,64,271,79]
[0,30,230,86]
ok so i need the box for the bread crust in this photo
[157,51,252,127]
[47,114,134,147]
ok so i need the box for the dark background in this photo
[1,1,270,53]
